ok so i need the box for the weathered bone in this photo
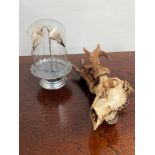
[73,44,133,130]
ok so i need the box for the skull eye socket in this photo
[90,108,98,122]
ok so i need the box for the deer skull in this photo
[73,44,133,130]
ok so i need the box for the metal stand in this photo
[40,77,66,90]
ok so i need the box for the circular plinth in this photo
[40,77,66,90]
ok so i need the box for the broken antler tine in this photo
[72,64,81,73]
[96,43,100,49]
[93,44,100,52]
[83,47,90,56]
[100,50,110,59]
[81,58,85,66]
[129,85,134,92]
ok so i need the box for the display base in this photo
[40,77,66,90]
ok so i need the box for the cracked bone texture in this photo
[73,44,133,130]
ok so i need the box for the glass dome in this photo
[28,19,72,89]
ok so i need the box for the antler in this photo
[73,44,110,93]
[73,44,133,130]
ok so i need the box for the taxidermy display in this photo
[73,44,133,130]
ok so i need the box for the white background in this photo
[1,0,155,155]
[19,0,134,55]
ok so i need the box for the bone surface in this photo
[73,44,133,130]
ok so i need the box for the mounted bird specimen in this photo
[48,28,65,47]
[73,44,133,130]
[31,28,44,54]
[31,27,65,55]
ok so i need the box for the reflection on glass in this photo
[28,19,72,89]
